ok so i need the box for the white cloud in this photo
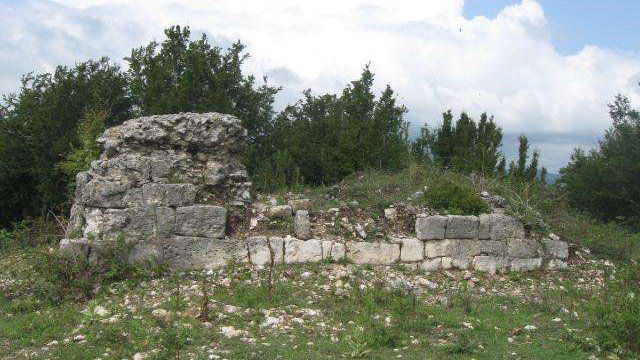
[2,0,640,171]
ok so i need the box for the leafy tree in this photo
[256,66,409,189]
[508,135,540,182]
[420,111,503,175]
[0,58,130,226]
[561,94,640,226]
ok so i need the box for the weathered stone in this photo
[384,208,397,222]
[79,179,143,208]
[321,240,334,260]
[269,237,285,264]
[419,257,442,271]
[142,183,197,207]
[415,215,447,240]
[175,205,226,238]
[248,236,271,267]
[398,238,424,262]
[64,112,252,268]
[294,210,312,240]
[458,239,506,257]
[452,258,470,270]
[267,205,293,219]
[441,257,454,269]
[289,199,311,212]
[330,242,346,260]
[485,214,525,240]
[284,238,322,263]
[445,215,479,239]
[472,256,507,274]
[424,239,459,258]
[162,237,248,269]
[510,258,542,272]
[347,242,400,265]
[507,239,542,258]
[540,238,569,259]
[478,214,492,239]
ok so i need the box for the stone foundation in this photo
[61,112,569,273]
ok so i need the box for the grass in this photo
[1,162,639,358]
[0,252,634,359]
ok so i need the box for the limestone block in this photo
[507,239,542,258]
[478,214,492,239]
[330,242,346,260]
[486,214,525,240]
[321,240,334,260]
[294,210,312,240]
[458,239,506,257]
[284,238,322,263]
[143,183,197,207]
[441,257,454,269]
[415,215,447,240]
[269,237,285,264]
[419,258,442,271]
[472,256,508,274]
[540,238,569,259]
[79,179,143,208]
[175,205,226,238]
[452,258,470,270]
[398,238,424,262]
[424,239,459,258]
[347,242,400,265]
[248,236,271,267]
[161,237,248,269]
[445,215,479,239]
[510,258,542,272]
[267,205,293,219]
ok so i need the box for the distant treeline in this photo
[1,25,636,229]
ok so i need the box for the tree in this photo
[561,93,640,226]
[0,58,130,226]
[509,135,540,182]
[421,111,503,175]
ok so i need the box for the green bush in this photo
[425,182,489,215]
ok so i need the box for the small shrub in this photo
[425,182,489,215]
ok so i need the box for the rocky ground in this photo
[0,245,625,359]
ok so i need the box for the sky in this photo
[1,0,639,172]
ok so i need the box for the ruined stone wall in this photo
[61,112,569,272]
[62,112,251,263]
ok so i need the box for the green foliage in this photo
[257,66,409,190]
[425,181,490,215]
[42,237,165,301]
[561,94,640,228]
[0,58,131,227]
[57,109,108,192]
[507,134,541,182]
[416,110,503,175]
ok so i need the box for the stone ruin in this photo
[61,112,569,272]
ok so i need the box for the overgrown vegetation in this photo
[424,181,490,215]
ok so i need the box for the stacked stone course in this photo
[62,112,569,272]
